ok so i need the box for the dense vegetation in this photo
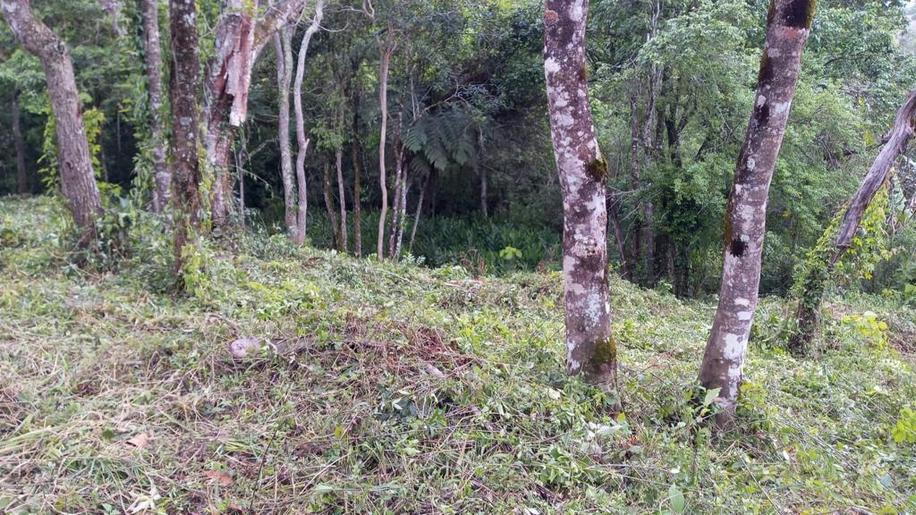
[1,197,914,512]
[2,0,916,512]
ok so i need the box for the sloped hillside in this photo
[1,197,914,513]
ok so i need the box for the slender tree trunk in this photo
[322,162,339,248]
[292,0,324,245]
[336,146,348,252]
[141,0,170,213]
[168,0,202,277]
[2,0,103,244]
[236,140,246,228]
[608,192,629,278]
[388,145,404,258]
[274,27,296,234]
[409,172,428,254]
[395,156,409,259]
[11,90,29,195]
[377,40,395,259]
[628,92,643,277]
[544,0,616,386]
[640,1,662,285]
[699,0,815,425]
[477,129,488,218]
[789,89,916,353]
[352,139,363,257]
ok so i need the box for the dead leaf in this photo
[126,433,150,449]
[203,470,234,487]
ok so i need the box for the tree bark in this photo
[336,146,348,252]
[322,161,339,248]
[376,40,395,259]
[206,0,310,227]
[388,144,404,258]
[274,28,296,234]
[2,0,103,244]
[789,89,916,353]
[11,90,29,194]
[141,0,170,213]
[544,0,616,386]
[168,0,202,277]
[352,135,363,257]
[408,171,428,254]
[477,129,488,218]
[699,0,815,425]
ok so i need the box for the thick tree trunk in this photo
[274,28,296,234]
[789,89,916,354]
[141,0,170,213]
[336,146,348,252]
[206,0,309,227]
[699,0,815,425]
[544,0,616,386]
[376,42,394,259]
[168,0,202,276]
[2,0,103,243]
[292,0,324,245]
[11,90,29,194]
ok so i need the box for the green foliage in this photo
[38,104,106,190]
[891,407,916,444]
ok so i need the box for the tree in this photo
[274,26,296,234]
[376,32,396,259]
[699,0,816,424]
[207,0,309,227]
[292,0,325,245]
[544,0,616,386]
[169,0,202,277]
[1,0,102,244]
[141,0,170,213]
[789,89,916,354]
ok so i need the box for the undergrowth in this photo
[1,197,914,513]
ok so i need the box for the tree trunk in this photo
[628,92,643,277]
[352,139,363,257]
[141,0,170,213]
[336,146,348,252]
[2,0,103,244]
[274,27,296,234]
[206,0,309,227]
[789,89,916,354]
[640,1,662,285]
[394,155,409,259]
[292,0,324,245]
[322,162,339,248]
[477,129,488,218]
[388,145,404,258]
[699,0,815,425]
[408,172,428,254]
[11,90,29,194]
[168,0,202,277]
[376,41,394,259]
[544,0,616,386]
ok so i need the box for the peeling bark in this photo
[168,0,202,276]
[142,0,170,213]
[699,0,815,425]
[544,0,616,386]
[2,0,103,244]
[789,89,916,354]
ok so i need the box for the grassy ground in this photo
[1,196,914,514]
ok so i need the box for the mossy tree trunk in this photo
[2,0,103,244]
[544,0,616,386]
[141,0,170,213]
[274,27,297,235]
[789,89,916,354]
[699,0,815,426]
[168,0,202,278]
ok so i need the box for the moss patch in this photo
[586,155,609,182]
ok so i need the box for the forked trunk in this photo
[544,0,616,386]
[699,0,815,425]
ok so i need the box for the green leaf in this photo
[703,387,721,407]
[669,484,685,513]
